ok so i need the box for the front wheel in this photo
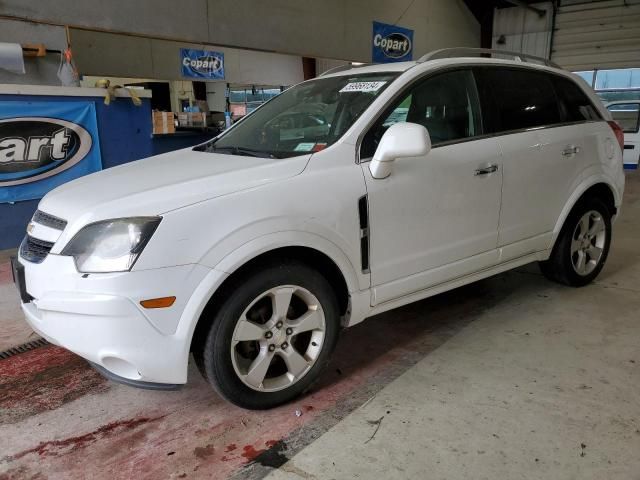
[200,262,340,409]
[539,197,612,287]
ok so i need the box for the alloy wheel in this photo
[230,285,326,392]
[570,210,607,276]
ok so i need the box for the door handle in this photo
[474,164,498,176]
[562,145,580,156]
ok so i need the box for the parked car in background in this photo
[606,101,640,170]
[14,49,625,409]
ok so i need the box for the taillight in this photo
[608,120,625,152]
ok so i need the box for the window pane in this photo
[405,70,481,144]
[553,76,601,122]
[574,71,594,86]
[382,95,411,127]
[482,68,561,131]
[361,69,481,157]
[246,88,264,103]
[229,89,246,102]
[595,68,640,90]
[607,103,640,133]
[245,102,263,113]
[263,88,281,100]
[597,90,640,103]
[208,72,398,158]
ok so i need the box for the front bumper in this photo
[18,253,223,385]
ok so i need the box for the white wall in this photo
[206,83,226,112]
[79,76,163,88]
[492,2,553,60]
[0,19,67,85]
[1,0,479,63]
[69,29,305,86]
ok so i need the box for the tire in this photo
[200,261,340,409]
[539,197,612,287]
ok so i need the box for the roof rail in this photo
[319,63,372,77]
[417,48,561,69]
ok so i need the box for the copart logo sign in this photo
[0,117,92,186]
[372,21,414,63]
[181,48,225,80]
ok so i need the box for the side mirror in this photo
[369,122,431,179]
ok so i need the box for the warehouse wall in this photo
[492,2,553,60]
[0,0,479,62]
[0,19,67,85]
[68,29,305,85]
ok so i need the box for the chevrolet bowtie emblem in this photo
[26,222,35,234]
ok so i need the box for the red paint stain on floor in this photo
[7,415,165,461]
[0,344,71,378]
[0,345,108,424]
[0,289,472,479]
[240,444,266,461]
[193,444,215,459]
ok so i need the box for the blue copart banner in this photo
[180,48,225,80]
[0,101,102,203]
[372,21,414,63]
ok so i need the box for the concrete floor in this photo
[0,250,35,353]
[1,172,639,480]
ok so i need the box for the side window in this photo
[361,69,482,158]
[607,103,640,133]
[553,76,601,122]
[382,95,412,127]
[477,68,561,132]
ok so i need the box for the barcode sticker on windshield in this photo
[294,142,316,152]
[339,81,387,93]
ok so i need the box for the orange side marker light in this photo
[140,296,176,309]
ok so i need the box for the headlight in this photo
[61,217,161,273]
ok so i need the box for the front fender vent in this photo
[358,195,370,273]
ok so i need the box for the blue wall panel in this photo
[0,94,153,250]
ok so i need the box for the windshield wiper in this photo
[210,145,277,159]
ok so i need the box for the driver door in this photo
[360,69,503,305]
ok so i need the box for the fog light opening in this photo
[101,356,141,380]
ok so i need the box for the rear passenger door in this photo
[474,67,590,259]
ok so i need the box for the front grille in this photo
[19,235,54,264]
[32,210,67,231]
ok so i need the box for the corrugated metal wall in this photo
[492,2,553,59]
[552,0,640,70]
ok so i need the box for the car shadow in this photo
[310,266,546,395]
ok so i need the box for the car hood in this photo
[39,148,310,225]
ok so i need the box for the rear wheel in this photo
[539,197,612,287]
[200,262,340,409]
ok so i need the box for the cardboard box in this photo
[152,111,175,134]
[176,112,207,128]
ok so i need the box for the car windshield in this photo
[196,72,399,158]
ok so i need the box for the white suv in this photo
[14,49,625,409]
